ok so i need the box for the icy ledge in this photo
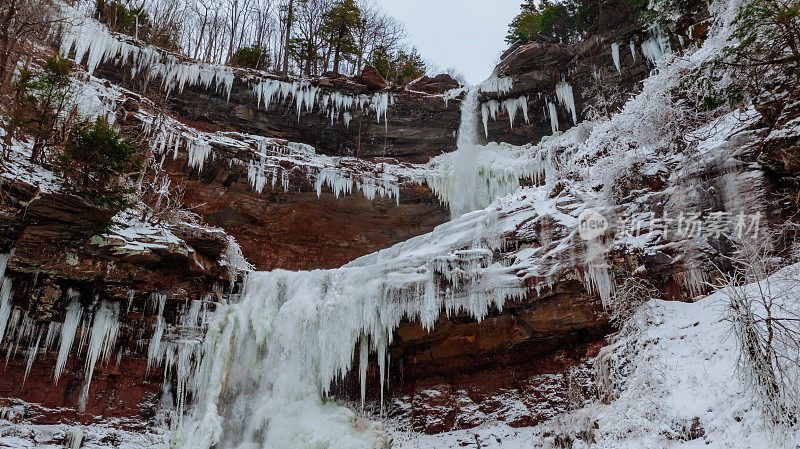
[57,7,393,127]
[168,186,588,449]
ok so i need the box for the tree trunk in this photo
[332,24,345,76]
[0,0,17,89]
[282,0,293,77]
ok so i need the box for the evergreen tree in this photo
[370,46,426,85]
[230,45,271,70]
[9,55,74,162]
[57,118,140,211]
[322,0,361,76]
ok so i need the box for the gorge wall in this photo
[6,0,784,442]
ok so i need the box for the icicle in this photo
[23,329,43,384]
[548,102,559,134]
[377,337,386,414]
[126,290,135,313]
[630,41,637,61]
[147,315,165,372]
[359,336,368,411]
[80,300,120,407]
[481,103,489,138]
[0,276,12,347]
[44,321,60,350]
[611,42,621,73]
[585,264,615,308]
[55,300,82,383]
[503,98,519,128]
[555,81,577,125]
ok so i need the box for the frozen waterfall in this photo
[449,87,482,219]
[171,205,526,449]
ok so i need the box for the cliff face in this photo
[11,1,794,443]
[96,64,463,163]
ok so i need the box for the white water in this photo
[171,195,528,449]
[449,87,482,219]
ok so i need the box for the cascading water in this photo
[449,86,482,219]
[166,79,534,449]
[168,198,526,449]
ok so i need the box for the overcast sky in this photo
[376,0,522,85]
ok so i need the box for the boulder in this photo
[409,74,461,94]
[354,65,387,92]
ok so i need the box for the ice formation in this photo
[630,40,637,61]
[611,42,621,73]
[169,189,551,449]
[57,8,395,127]
[548,102,559,134]
[147,295,211,416]
[55,299,82,383]
[479,76,513,95]
[80,300,120,407]
[23,330,42,384]
[641,27,669,65]
[253,79,392,125]
[142,113,407,204]
[59,10,233,98]
[555,81,577,125]
[0,254,12,349]
[480,96,528,136]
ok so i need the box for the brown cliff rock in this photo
[354,65,388,92]
[409,74,461,95]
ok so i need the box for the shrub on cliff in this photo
[57,118,140,211]
[229,46,270,70]
[370,46,426,85]
[6,55,75,162]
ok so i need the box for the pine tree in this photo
[322,0,361,76]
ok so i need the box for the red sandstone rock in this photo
[355,65,388,92]
[409,74,460,94]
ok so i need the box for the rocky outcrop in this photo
[354,65,388,92]
[0,177,231,424]
[95,63,462,163]
[409,74,461,95]
[0,179,228,299]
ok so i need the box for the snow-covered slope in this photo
[390,264,800,448]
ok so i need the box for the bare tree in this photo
[281,0,293,76]
[723,238,800,436]
[0,0,60,92]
